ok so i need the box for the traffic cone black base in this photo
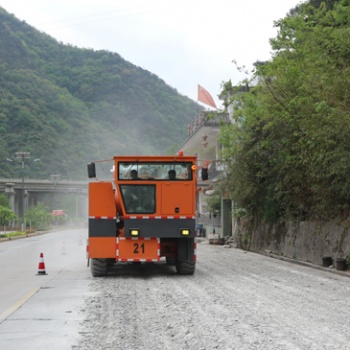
[36,252,48,275]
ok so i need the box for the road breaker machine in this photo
[87,154,198,276]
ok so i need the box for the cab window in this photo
[120,185,155,214]
[118,162,192,181]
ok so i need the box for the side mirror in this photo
[87,162,96,178]
[201,168,208,181]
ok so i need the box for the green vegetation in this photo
[0,7,199,180]
[232,208,247,218]
[0,231,26,238]
[0,205,17,231]
[0,194,18,233]
[346,252,350,269]
[25,204,51,230]
[220,0,349,222]
[0,201,67,236]
[206,191,221,216]
[0,194,10,208]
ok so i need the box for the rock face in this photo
[234,218,350,265]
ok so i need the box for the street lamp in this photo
[7,152,40,231]
[50,174,61,190]
[15,152,31,231]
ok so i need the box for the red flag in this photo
[197,84,217,109]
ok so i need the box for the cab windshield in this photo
[118,162,192,181]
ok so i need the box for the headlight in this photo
[181,229,190,236]
[130,229,139,236]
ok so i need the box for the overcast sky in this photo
[0,0,303,108]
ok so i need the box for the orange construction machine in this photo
[87,154,198,276]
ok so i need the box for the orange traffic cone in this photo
[36,253,48,275]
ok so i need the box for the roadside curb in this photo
[203,238,350,279]
[0,230,50,243]
[254,249,350,278]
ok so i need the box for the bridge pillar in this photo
[24,190,29,217]
[28,192,38,207]
[5,183,15,212]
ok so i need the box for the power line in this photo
[34,5,170,31]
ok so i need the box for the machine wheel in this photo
[91,258,108,277]
[175,260,195,275]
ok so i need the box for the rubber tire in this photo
[91,258,108,277]
[175,260,195,275]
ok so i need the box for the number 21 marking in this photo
[133,243,145,254]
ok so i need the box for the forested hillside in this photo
[0,7,199,180]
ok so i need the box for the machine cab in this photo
[114,156,196,217]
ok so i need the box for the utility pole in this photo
[15,152,31,231]
[10,152,40,231]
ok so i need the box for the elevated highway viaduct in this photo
[0,178,88,222]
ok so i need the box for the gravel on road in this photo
[75,240,350,350]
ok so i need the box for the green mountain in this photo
[0,7,200,180]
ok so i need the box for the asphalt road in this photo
[0,228,89,350]
[0,229,349,350]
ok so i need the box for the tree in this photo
[0,206,17,232]
[25,204,51,230]
[220,0,350,221]
[0,193,10,208]
[206,191,221,217]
